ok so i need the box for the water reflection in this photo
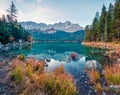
[1,43,111,94]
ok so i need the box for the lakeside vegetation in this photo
[85,0,120,42]
[9,55,77,95]
[0,1,30,44]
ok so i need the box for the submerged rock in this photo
[69,53,79,61]
[46,59,51,62]
[85,60,101,70]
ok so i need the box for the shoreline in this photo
[82,41,120,62]
[82,41,120,50]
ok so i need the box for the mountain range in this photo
[29,29,85,43]
[21,21,83,32]
[21,21,85,43]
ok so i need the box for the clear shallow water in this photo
[2,43,110,94]
[6,43,109,72]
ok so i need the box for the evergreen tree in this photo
[91,12,99,41]
[98,4,107,41]
[84,25,92,41]
[0,1,30,44]
[113,0,120,41]
[106,3,114,41]
[7,1,17,23]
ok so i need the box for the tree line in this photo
[0,1,30,44]
[85,0,120,42]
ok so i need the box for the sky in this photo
[0,0,114,27]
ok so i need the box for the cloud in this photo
[0,10,7,17]
[36,0,43,3]
[16,0,22,3]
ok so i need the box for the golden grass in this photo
[82,41,120,50]
[95,82,102,94]
[9,55,77,95]
[89,69,100,83]
[104,64,120,85]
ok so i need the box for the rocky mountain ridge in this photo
[21,21,84,32]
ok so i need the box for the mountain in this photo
[21,21,83,32]
[29,29,85,43]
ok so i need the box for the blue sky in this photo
[0,0,114,27]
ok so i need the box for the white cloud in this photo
[16,0,22,3]
[36,0,43,3]
[0,10,7,17]
[18,5,52,23]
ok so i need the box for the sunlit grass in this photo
[104,64,120,85]
[89,69,100,83]
[9,55,77,95]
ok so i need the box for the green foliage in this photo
[17,54,25,61]
[0,1,30,44]
[112,0,120,41]
[91,12,99,41]
[84,25,92,41]
[85,1,120,42]
[10,64,24,83]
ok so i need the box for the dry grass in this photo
[89,69,100,83]
[104,64,120,85]
[82,42,120,50]
[9,55,77,95]
[95,82,102,94]
[88,69,102,93]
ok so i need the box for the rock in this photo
[85,60,99,69]
[69,53,79,61]
[46,59,51,62]
[110,85,120,92]
[118,58,120,63]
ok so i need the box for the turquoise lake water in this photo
[6,43,110,72]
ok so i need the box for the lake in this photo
[3,42,111,76]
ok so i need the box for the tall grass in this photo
[104,64,120,85]
[9,55,77,95]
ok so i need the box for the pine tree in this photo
[91,12,99,41]
[7,1,17,23]
[98,4,107,41]
[113,0,120,41]
[84,25,92,41]
[106,3,114,41]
